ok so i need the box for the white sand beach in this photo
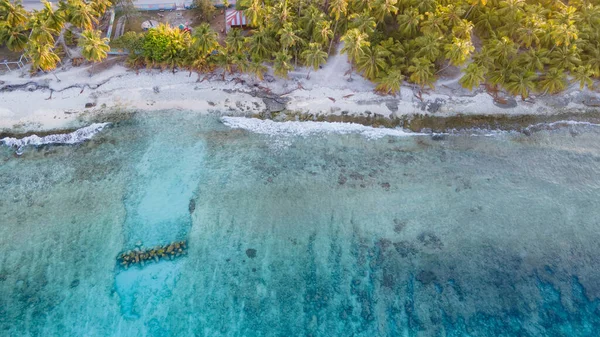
[1,49,599,133]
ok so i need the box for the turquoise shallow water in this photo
[1,112,600,336]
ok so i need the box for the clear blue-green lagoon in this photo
[1,111,600,336]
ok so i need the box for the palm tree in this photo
[313,20,333,49]
[348,11,376,35]
[396,8,422,38]
[488,64,514,88]
[244,0,264,27]
[143,23,191,68]
[225,29,245,53]
[278,22,301,52]
[379,37,404,66]
[408,57,435,89]
[27,41,60,72]
[29,14,56,45]
[90,0,112,16]
[549,22,579,48]
[505,70,537,99]
[299,5,324,39]
[420,11,446,37]
[515,22,541,48]
[538,68,567,94]
[0,0,28,27]
[79,29,110,73]
[375,69,404,95]
[571,65,594,90]
[39,0,65,32]
[582,44,600,77]
[273,51,293,78]
[357,45,388,80]
[452,19,473,40]
[246,29,275,60]
[415,0,436,14]
[340,28,369,64]
[231,51,249,73]
[473,7,498,37]
[68,1,99,31]
[192,23,219,57]
[498,0,525,22]
[444,37,474,66]
[465,0,488,20]
[248,57,267,80]
[0,24,28,52]
[459,63,487,91]
[213,50,234,78]
[371,0,398,24]
[489,37,518,65]
[301,42,327,79]
[519,48,549,72]
[415,34,441,63]
[472,48,495,70]
[439,4,464,28]
[269,0,292,31]
[550,45,581,71]
[328,0,347,54]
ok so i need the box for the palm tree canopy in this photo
[225,28,245,53]
[375,69,404,95]
[192,22,219,57]
[357,44,389,80]
[301,42,327,71]
[79,29,110,63]
[273,51,293,78]
[459,62,487,91]
[340,28,369,63]
[28,41,60,71]
[408,57,435,89]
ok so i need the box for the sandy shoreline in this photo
[1,52,599,135]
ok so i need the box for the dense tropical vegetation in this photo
[2,0,600,97]
[230,0,600,96]
[0,0,110,72]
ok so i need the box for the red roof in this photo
[226,10,247,27]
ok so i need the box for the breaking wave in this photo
[221,117,423,139]
[524,120,600,133]
[1,123,110,154]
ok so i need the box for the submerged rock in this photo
[188,199,196,214]
[245,248,257,258]
[117,240,188,269]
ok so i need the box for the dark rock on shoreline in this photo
[492,97,517,109]
[583,97,600,107]
[262,98,286,113]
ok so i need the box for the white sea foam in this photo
[539,120,600,128]
[221,117,423,139]
[524,120,600,134]
[1,123,110,153]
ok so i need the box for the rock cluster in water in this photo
[118,240,187,268]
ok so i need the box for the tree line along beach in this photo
[1,0,600,135]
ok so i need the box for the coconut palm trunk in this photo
[328,19,338,55]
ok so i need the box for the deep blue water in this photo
[1,112,600,336]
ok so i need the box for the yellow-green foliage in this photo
[0,0,110,72]
[233,0,600,96]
